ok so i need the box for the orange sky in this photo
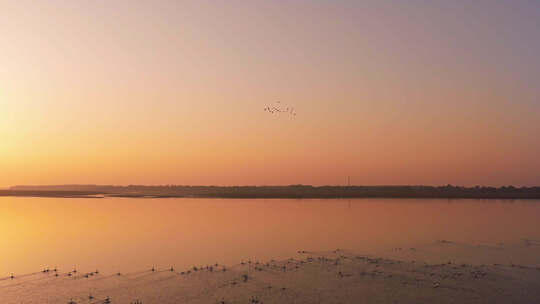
[1,1,540,187]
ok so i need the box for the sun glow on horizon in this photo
[1,0,540,187]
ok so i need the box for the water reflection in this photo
[1,197,540,275]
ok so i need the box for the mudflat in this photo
[2,245,540,304]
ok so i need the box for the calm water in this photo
[2,197,540,276]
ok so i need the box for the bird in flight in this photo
[264,101,297,116]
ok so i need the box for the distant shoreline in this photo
[2,185,540,199]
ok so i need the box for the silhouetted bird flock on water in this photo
[3,243,540,304]
[2,250,337,304]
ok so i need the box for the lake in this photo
[2,197,540,276]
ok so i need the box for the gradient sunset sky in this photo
[1,0,540,187]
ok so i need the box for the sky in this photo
[1,0,540,187]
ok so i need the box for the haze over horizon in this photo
[2,0,540,187]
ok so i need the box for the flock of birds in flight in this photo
[264,101,297,116]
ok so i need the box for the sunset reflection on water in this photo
[2,197,540,275]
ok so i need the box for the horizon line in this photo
[6,184,540,189]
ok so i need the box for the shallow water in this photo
[1,197,540,276]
